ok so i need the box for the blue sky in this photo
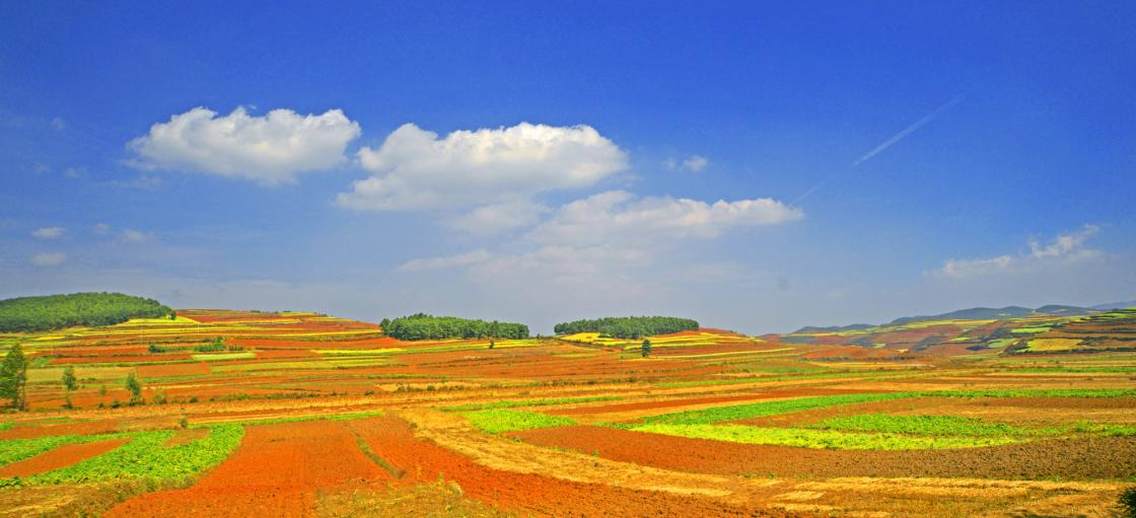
[2,1,1133,333]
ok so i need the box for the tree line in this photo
[0,292,174,332]
[553,316,699,339]
[380,313,529,340]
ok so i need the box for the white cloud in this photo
[50,117,66,131]
[683,155,709,172]
[30,253,66,267]
[528,190,803,247]
[119,229,153,243]
[32,226,65,240]
[447,200,550,236]
[935,225,1102,278]
[337,122,628,211]
[664,154,709,173]
[93,223,111,235]
[397,249,492,272]
[396,191,802,296]
[128,106,361,185]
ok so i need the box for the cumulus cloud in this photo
[30,252,66,267]
[397,249,492,272]
[935,225,1102,278]
[528,190,803,247]
[337,122,628,211]
[32,226,65,240]
[128,106,361,185]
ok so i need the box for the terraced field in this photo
[1,309,1135,516]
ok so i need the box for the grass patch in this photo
[462,409,575,434]
[808,414,1033,437]
[640,393,912,425]
[632,424,1018,450]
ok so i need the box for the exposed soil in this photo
[106,419,390,517]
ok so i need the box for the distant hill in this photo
[1034,304,1097,316]
[792,301,1126,334]
[888,306,1035,326]
[0,292,173,332]
[1092,300,1136,310]
[793,323,874,334]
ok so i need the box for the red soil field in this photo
[0,420,120,440]
[137,362,211,377]
[352,415,783,517]
[107,419,390,517]
[0,439,127,477]
[514,425,1136,480]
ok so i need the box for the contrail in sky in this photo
[794,95,964,203]
[852,95,964,167]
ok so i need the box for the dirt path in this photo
[106,419,392,517]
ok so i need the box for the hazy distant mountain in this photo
[790,301,1132,335]
[888,306,1035,326]
[793,323,874,334]
[1034,304,1097,316]
[1092,300,1136,310]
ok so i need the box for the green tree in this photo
[641,339,652,358]
[0,343,29,410]
[62,365,78,391]
[125,371,144,406]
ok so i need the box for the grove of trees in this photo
[0,292,173,332]
[553,316,699,339]
[381,313,529,341]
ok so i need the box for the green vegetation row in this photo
[553,316,699,339]
[631,423,1019,450]
[639,393,912,425]
[637,389,1136,426]
[0,424,243,485]
[462,409,576,434]
[380,313,528,340]
[0,292,173,332]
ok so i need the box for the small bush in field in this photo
[1119,487,1136,518]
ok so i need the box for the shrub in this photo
[194,338,226,353]
[1120,487,1136,518]
[124,372,144,406]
